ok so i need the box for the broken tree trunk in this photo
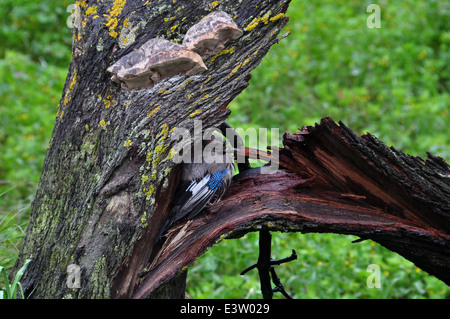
[134,117,450,298]
[12,0,291,298]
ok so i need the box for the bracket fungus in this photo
[106,11,242,91]
[107,38,207,91]
[183,11,243,57]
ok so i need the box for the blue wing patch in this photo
[207,167,229,191]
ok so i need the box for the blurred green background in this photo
[0,0,449,298]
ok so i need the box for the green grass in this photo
[187,232,449,299]
[0,258,31,299]
[0,0,449,298]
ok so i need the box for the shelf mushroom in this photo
[107,38,207,91]
[183,11,243,57]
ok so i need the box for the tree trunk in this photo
[12,0,291,298]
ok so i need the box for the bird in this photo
[160,133,235,239]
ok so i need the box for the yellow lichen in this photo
[145,184,155,199]
[189,109,202,118]
[261,11,271,24]
[269,13,285,22]
[124,139,132,147]
[154,144,167,160]
[244,17,260,31]
[86,5,97,16]
[81,17,87,29]
[170,23,179,33]
[210,46,235,63]
[160,123,169,139]
[215,233,226,244]
[167,147,177,162]
[104,0,127,38]
[75,0,87,9]
[148,105,161,117]
[99,119,106,127]
[203,77,212,85]
[164,16,176,22]
[69,70,77,90]
[245,11,284,31]
[210,1,220,9]
[229,57,252,76]
[63,69,77,105]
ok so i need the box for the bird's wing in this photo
[169,174,216,223]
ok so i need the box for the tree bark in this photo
[12,0,291,298]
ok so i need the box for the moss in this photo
[89,256,111,298]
